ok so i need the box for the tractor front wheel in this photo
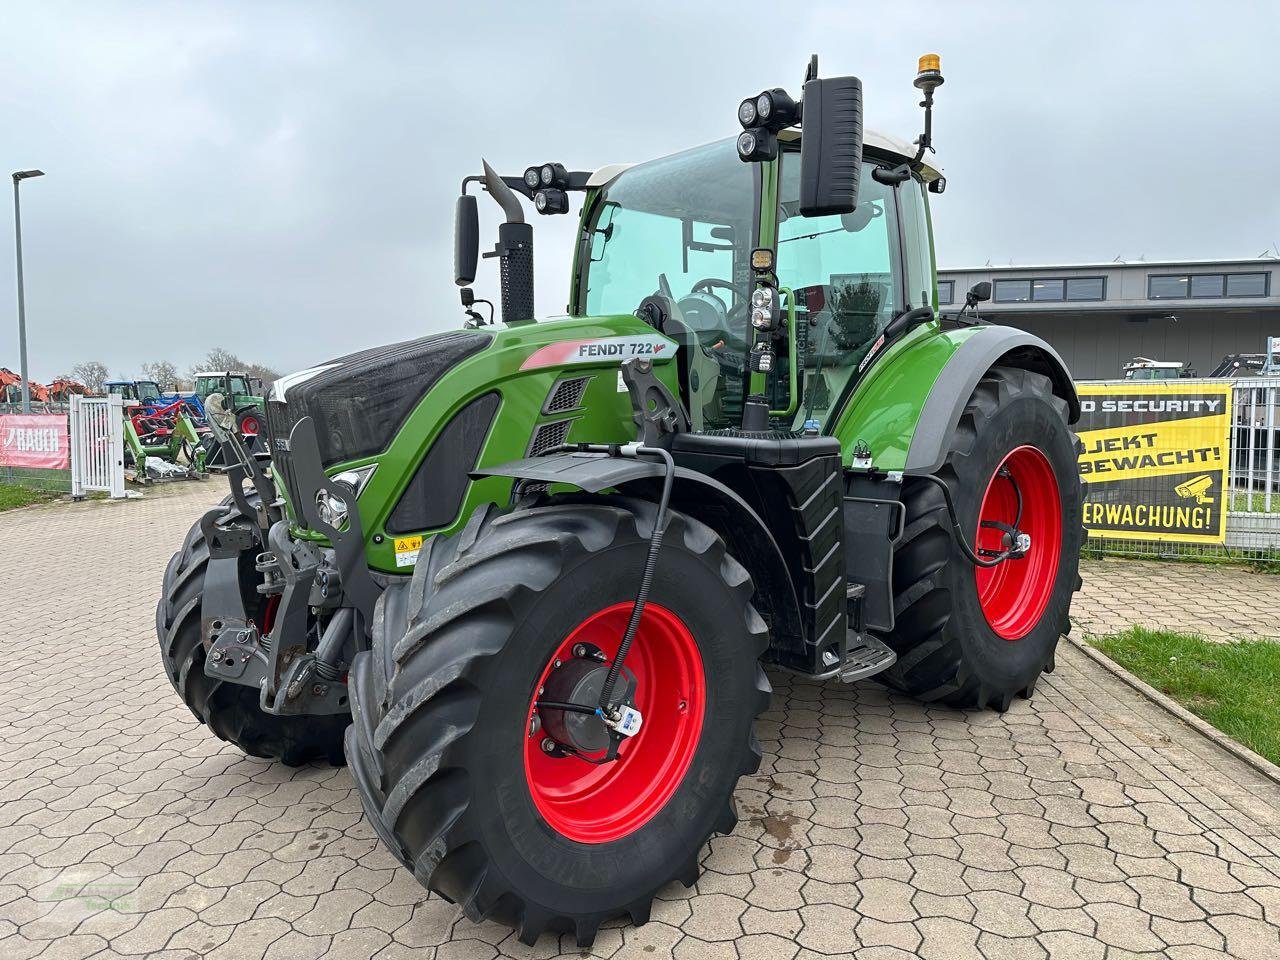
[879,366,1084,710]
[156,499,349,764]
[345,496,770,946]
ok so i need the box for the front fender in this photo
[475,451,807,662]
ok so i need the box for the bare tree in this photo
[140,360,180,391]
[190,347,243,379]
[243,362,281,388]
[71,360,108,394]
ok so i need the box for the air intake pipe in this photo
[481,159,535,324]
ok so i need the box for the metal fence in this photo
[1084,377,1280,562]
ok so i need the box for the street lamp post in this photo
[12,169,44,413]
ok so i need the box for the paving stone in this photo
[4,485,1280,959]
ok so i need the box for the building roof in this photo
[941,256,1280,274]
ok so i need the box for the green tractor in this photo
[193,370,266,435]
[157,55,1083,946]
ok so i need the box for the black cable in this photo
[913,472,1017,569]
[534,700,598,717]
[598,445,675,712]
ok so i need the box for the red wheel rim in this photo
[523,602,705,844]
[974,445,1062,641]
[240,415,260,435]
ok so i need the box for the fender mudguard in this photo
[904,326,1079,476]
[475,452,807,656]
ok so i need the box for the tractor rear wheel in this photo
[156,498,349,764]
[879,366,1084,710]
[236,408,262,436]
[345,496,770,946]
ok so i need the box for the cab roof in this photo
[586,127,943,189]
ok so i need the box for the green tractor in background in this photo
[192,370,266,435]
[157,55,1083,946]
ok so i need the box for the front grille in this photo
[277,331,491,468]
[386,392,500,535]
[527,418,574,457]
[543,376,591,414]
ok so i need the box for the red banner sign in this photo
[0,414,70,469]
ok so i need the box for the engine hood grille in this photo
[267,331,491,468]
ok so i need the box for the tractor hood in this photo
[267,331,493,469]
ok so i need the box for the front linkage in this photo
[197,407,379,719]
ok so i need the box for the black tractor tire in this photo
[156,497,349,765]
[345,496,771,947]
[878,365,1084,711]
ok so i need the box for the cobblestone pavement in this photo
[3,484,1280,960]
[1075,556,1280,641]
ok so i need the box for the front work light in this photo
[539,162,569,189]
[736,128,777,162]
[738,98,758,127]
[755,88,798,130]
[523,167,542,190]
[534,188,570,215]
[749,285,780,330]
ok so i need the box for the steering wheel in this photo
[690,277,743,313]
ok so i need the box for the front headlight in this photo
[315,465,376,530]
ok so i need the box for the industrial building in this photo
[938,258,1279,380]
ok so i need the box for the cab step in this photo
[839,584,897,683]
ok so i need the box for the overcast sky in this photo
[2,1,1278,380]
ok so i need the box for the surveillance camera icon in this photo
[1175,474,1215,505]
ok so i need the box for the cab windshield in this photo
[582,140,755,429]
[581,139,919,431]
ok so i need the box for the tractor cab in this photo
[193,371,252,402]
[574,129,940,432]
[105,380,141,404]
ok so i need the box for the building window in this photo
[1148,275,1189,299]
[1066,277,1106,300]
[1150,271,1271,299]
[1190,274,1224,297]
[1032,279,1064,301]
[1226,272,1268,297]
[993,279,1031,302]
[937,280,954,305]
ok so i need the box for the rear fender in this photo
[904,327,1078,475]
[832,324,1077,475]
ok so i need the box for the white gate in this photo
[70,394,126,499]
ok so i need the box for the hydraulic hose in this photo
[597,445,675,712]
[913,472,1021,569]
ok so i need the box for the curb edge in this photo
[1067,634,1280,789]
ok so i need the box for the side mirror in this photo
[967,281,992,304]
[454,194,479,286]
[799,76,864,217]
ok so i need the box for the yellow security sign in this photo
[1076,382,1232,544]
